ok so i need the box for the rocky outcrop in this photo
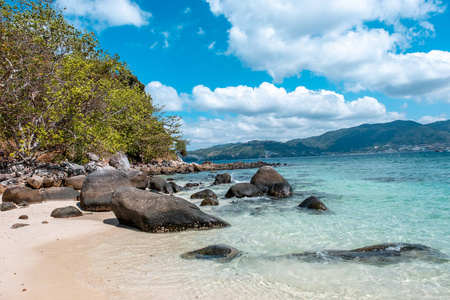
[51,206,83,218]
[109,152,130,171]
[200,198,219,206]
[190,189,217,200]
[2,187,43,204]
[213,173,231,185]
[41,187,80,201]
[180,244,241,261]
[80,170,131,211]
[250,166,291,196]
[287,243,448,264]
[225,183,263,198]
[110,187,229,233]
[298,196,328,211]
[64,175,86,190]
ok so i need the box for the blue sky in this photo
[56,0,450,150]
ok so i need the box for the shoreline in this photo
[0,199,116,299]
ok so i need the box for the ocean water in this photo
[87,152,450,299]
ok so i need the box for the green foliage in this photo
[0,0,185,164]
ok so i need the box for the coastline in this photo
[0,198,115,299]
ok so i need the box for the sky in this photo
[55,0,450,150]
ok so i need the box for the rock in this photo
[190,189,217,200]
[109,152,130,171]
[42,221,49,224]
[225,183,263,198]
[65,175,86,190]
[11,223,29,229]
[110,187,229,233]
[126,170,148,189]
[0,202,17,211]
[18,215,28,220]
[184,182,200,189]
[60,162,85,176]
[80,170,131,211]
[298,196,328,211]
[41,187,80,201]
[169,182,184,193]
[18,201,30,207]
[0,173,14,182]
[86,152,100,162]
[148,176,173,194]
[42,176,62,188]
[50,206,83,218]
[213,173,231,185]
[250,166,291,194]
[268,182,293,198]
[2,187,43,204]
[288,243,449,264]
[200,198,219,206]
[26,175,44,189]
[180,244,241,262]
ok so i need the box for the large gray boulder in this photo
[225,183,263,198]
[250,166,291,196]
[41,187,80,201]
[109,152,130,171]
[2,187,43,204]
[298,196,328,211]
[126,170,148,189]
[149,176,173,194]
[190,189,217,200]
[268,182,293,198]
[110,187,229,233]
[80,170,131,211]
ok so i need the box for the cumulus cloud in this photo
[145,81,186,111]
[150,82,405,149]
[418,114,447,124]
[56,0,151,29]
[205,0,450,101]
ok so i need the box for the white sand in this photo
[0,198,117,300]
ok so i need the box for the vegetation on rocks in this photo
[0,0,186,165]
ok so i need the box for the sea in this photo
[86,152,450,299]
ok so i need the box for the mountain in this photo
[185,120,450,161]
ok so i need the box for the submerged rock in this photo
[298,196,328,211]
[268,182,293,198]
[181,244,241,262]
[110,187,229,233]
[213,173,232,185]
[286,243,448,264]
[200,198,219,206]
[225,183,263,198]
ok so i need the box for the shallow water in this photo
[89,152,450,299]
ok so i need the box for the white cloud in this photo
[145,81,185,111]
[150,82,405,149]
[56,0,151,29]
[208,41,216,50]
[205,0,450,101]
[418,114,447,124]
[162,31,170,48]
[198,27,205,35]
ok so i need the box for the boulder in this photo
[190,189,217,200]
[1,202,17,211]
[298,196,328,211]
[225,183,263,198]
[200,198,219,206]
[268,182,293,198]
[42,176,62,188]
[0,174,14,182]
[126,170,148,190]
[110,187,229,233]
[51,206,83,218]
[213,173,231,185]
[2,187,43,204]
[250,166,291,194]
[80,170,131,211]
[60,162,85,176]
[184,182,200,189]
[65,175,86,190]
[41,187,80,201]
[180,244,241,262]
[169,182,184,193]
[109,152,130,171]
[26,175,43,189]
[149,176,173,194]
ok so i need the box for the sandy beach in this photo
[0,198,116,300]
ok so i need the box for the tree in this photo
[0,0,186,164]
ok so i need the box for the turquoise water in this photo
[89,152,450,299]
